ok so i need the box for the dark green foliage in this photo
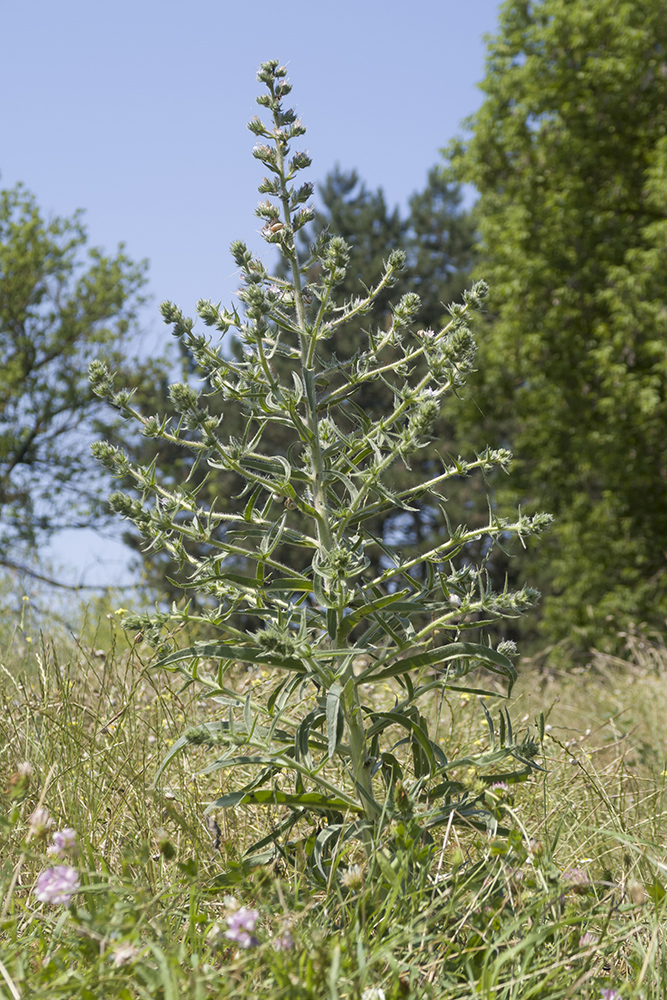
[122,165,479,600]
[449,0,667,650]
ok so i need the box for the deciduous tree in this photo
[0,182,159,567]
[449,0,667,649]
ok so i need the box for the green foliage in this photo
[0,181,163,557]
[291,169,488,588]
[91,60,550,873]
[448,0,667,650]
[120,164,478,602]
[3,599,667,997]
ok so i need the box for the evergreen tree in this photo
[449,0,667,650]
[121,167,478,599]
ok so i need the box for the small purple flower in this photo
[562,868,591,893]
[225,906,259,948]
[600,990,622,1000]
[47,827,77,857]
[272,929,293,951]
[34,866,80,905]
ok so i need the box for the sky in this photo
[2,0,502,592]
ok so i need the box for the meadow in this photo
[1,593,667,1000]
[3,50,667,1000]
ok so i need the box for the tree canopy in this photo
[449,0,667,649]
[0,182,160,565]
[118,166,480,600]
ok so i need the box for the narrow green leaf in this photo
[145,945,178,1000]
[357,642,516,684]
[313,824,344,881]
[153,732,191,788]
[291,370,305,402]
[266,576,313,592]
[259,511,288,556]
[243,692,253,734]
[327,607,338,640]
[243,485,263,522]
[155,642,306,674]
[208,789,361,812]
[481,701,496,750]
[337,589,411,640]
[326,683,343,760]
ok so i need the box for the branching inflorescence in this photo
[90,60,551,873]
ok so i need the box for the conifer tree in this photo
[120,166,479,598]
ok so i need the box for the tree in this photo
[448,0,667,650]
[301,168,488,585]
[121,166,481,600]
[0,181,158,564]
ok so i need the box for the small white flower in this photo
[272,929,294,950]
[111,943,141,966]
[340,863,364,889]
[225,907,259,948]
[28,807,54,838]
[206,922,226,949]
[361,989,386,1000]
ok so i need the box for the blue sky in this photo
[2,0,502,589]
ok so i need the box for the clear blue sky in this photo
[2,0,502,589]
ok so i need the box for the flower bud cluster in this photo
[476,446,513,474]
[252,143,278,172]
[253,621,311,659]
[168,382,219,434]
[392,292,421,328]
[290,181,314,209]
[108,492,152,528]
[196,299,236,334]
[313,540,368,584]
[490,584,542,612]
[160,301,195,340]
[91,440,131,475]
[400,398,441,455]
[88,359,115,399]
[432,326,477,382]
[496,639,519,658]
[463,280,490,309]
[320,235,351,286]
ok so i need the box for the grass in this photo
[2,595,667,998]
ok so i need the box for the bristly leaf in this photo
[94,58,548,862]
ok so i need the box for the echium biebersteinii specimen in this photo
[90,60,551,870]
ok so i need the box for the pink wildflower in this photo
[225,906,259,948]
[47,827,77,857]
[34,866,79,905]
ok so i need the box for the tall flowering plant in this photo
[90,61,551,871]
